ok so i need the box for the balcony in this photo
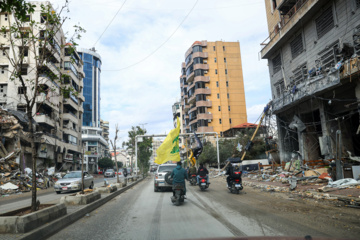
[197,113,213,120]
[197,126,214,132]
[34,114,55,128]
[188,94,196,104]
[189,118,197,126]
[195,88,211,95]
[189,105,197,114]
[36,92,59,110]
[260,0,321,59]
[194,76,210,83]
[63,112,79,123]
[184,104,190,111]
[196,100,212,108]
[63,96,78,111]
[272,70,340,113]
[63,127,78,136]
[192,52,208,59]
[194,64,209,71]
[186,71,194,83]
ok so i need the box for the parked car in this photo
[104,169,115,178]
[54,171,94,194]
[150,165,158,172]
[154,164,177,192]
[127,168,132,175]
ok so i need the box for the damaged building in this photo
[261,0,360,171]
[0,3,85,171]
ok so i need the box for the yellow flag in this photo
[188,149,196,166]
[155,117,181,164]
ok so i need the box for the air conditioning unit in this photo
[203,60,207,63]
[208,119,211,123]
[204,71,208,74]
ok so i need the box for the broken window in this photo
[315,6,334,39]
[19,47,28,57]
[17,105,26,112]
[318,41,340,70]
[290,34,304,59]
[275,79,285,97]
[272,54,282,74]
[353,25,360,55]
[292,64,308,85]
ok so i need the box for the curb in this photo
[243,180,360,205]
[19,177,145,240]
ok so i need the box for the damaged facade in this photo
[261,0,360,175]
[0,2,85,172]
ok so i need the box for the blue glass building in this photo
[77,48,101,127]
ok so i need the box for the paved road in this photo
[0,175,128,214]
[47,176,360,240]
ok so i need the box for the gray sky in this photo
[47,0,272,143]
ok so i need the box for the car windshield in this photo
[106,169,114,172]
[158,165,176,172]
[63,172,81,179]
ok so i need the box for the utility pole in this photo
[110,125,120,184]
[81,142,85,194]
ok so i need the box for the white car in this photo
[54,171,94,194]
[154,164,177,192]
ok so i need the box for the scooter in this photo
[190,174,197,186]
[171,183,185,206]
[198,176,209,191]
[228,169,243,194]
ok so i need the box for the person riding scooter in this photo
[226,163,241,188]
[171,161,188,197]
[196,163,209,185]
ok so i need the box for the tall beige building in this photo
[180,41,247,136]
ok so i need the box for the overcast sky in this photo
[46,0,272,143]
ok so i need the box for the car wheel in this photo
[89,182,94,189]
[154,186,158,192]
[56,191,61,194]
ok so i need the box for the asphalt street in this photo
[0,175,126,214]
[46,175,360,240]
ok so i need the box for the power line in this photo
[93,0,127,47]
[102,0,199,72]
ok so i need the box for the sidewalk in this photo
[242,174,360,206]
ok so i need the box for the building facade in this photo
[180,41,248,137]
[261,0,360,163]
[0,2,84,171]
[77,48,101,128]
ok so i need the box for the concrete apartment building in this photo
[0,2,85,171]
[261,0,360,165]
[180,41,247,139]
[78,48,109,172]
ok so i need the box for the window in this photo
[217,93,220,99]
[357,0,360,9]
[227,93,229,99]
[226,81,229,87]
[213,46,215,51]
[229,118,232,124]
[20,66,27,75]
[292,64,308,85]
[18,87,26,94]
[315,6,334,39]
[225,69,228,74]
[353,25,360,55]
[219,118,222,124]
[24,15,30,22]
[41,13,47,23]
[275,79,285,97]
[290,34,304,59]
[218,106,221,111]
[17,105,26,112]
[318,41,340,70]
[193,57,203,64]
[223,46,226,51]
[215,69,218,74]
[224,58,227,63]
[272,54,281,74]
[2,51,5,56]
[228,106,231,111]
[1,69,4,74]
[19,47,28,57]
[216,81,219,87]
[214,58,217,63]
[193,45,202,53]
[270,0,277,13]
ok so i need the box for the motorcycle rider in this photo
[171,161,189,197]
[226,163,241,188]
[189,164,197,176]
[196,163,209,185]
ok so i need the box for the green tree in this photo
[197,142,216,165]
[98,157,114,169]
[233,129,267,160]
[219,139,235,163]
[0,1,85,211]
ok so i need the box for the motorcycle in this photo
[171,183,185,206]
[229,171,243,194]
[198,176,209,191]
[190,174,197,186]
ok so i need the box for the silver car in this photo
[104,169,115,178]
[154,164,177,192]
[54,171,94,194]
